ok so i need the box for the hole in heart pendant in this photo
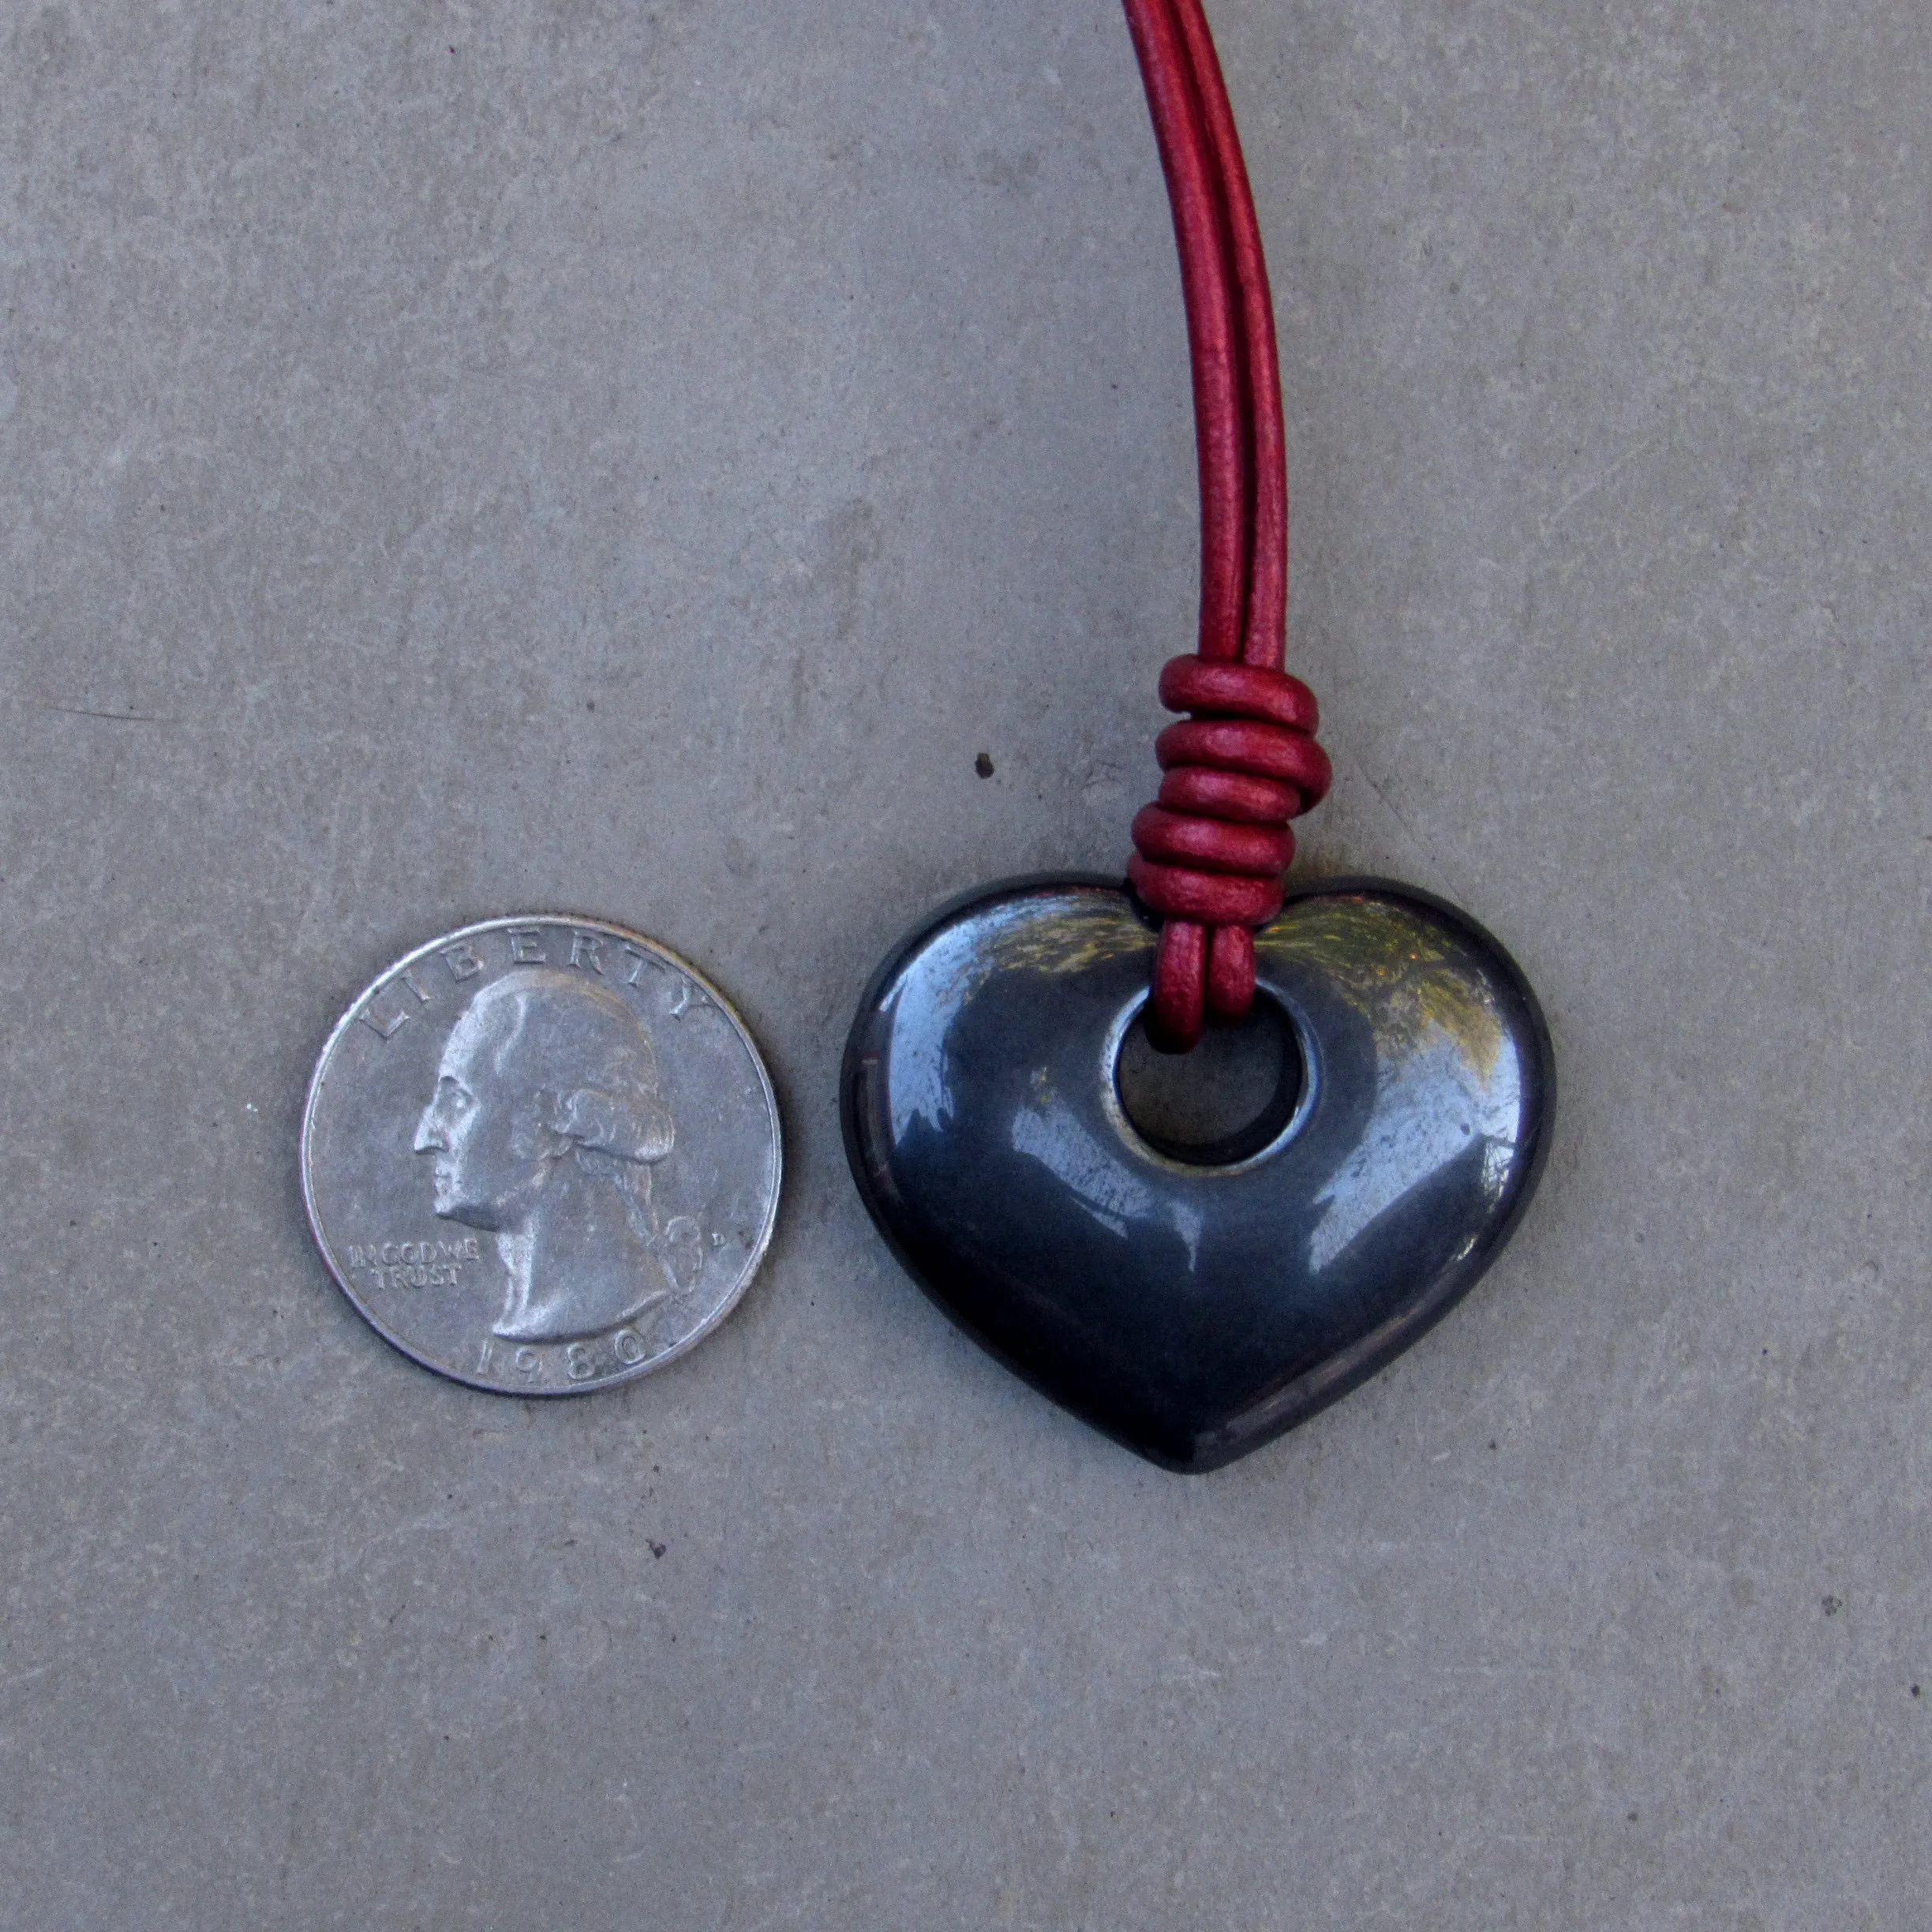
[1112,994,1305,1167]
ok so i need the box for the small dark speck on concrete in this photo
[1912,1685,1922,1698]
[1627,1810,1638,1823]
[586,700,595,711]
[1822,1595,1844,1617]
[1488,1440,1498,1451]
[650,1541,667,1559]
[975,751,995,778]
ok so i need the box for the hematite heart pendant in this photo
[841,878,1554,1472]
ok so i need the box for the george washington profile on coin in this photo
[413,965,702,1343]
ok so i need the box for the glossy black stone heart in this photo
[841,878,1554,1472]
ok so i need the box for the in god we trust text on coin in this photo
[301,916,781,1395]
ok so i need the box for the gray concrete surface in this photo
[2,1,1927,1924]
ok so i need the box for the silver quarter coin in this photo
[301,915,781,1395]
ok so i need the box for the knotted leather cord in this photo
[1120,0,1331,1051]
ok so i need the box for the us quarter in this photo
[301,915,781,1395]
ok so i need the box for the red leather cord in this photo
[1120,0,1331,1050]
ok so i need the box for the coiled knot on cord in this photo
[1126,655,1331,1051]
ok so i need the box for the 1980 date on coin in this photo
[301,916,782,1395]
